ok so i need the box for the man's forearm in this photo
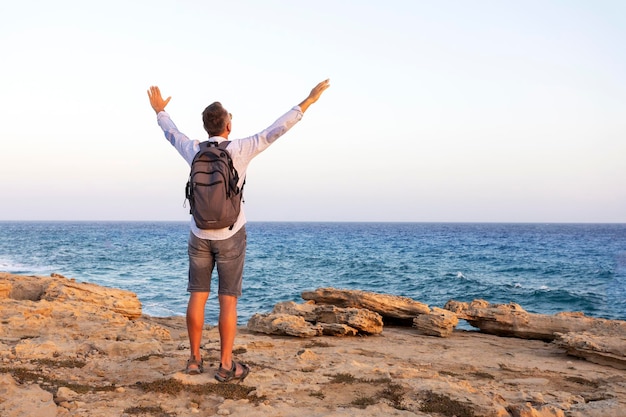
[298,79,330,113]
[298,97,315,113]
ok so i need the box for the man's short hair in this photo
[202,102,229,136]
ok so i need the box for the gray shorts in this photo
[187,226,247,296]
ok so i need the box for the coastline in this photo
[1,272,625,417]
[2,221,624,323]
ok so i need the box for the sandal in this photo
[214,361,250,383]
[185,357,204,375]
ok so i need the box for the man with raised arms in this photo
[147,79,330,382]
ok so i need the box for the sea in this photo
[0,221,624,325]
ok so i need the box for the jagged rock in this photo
[444,299,626,341]
[247,313,322,337]
[1,272,142,319]
[43,275,142,319]
[301,287,430,323]
[272,302,365,336]
[314,304,383,334]
[554,331,626,370]
[0,272,170,359]
[413,307,459,337]
[248,301,383,337]
[273,300,317,321]
[445,299,626,370]
[272,301,383,335]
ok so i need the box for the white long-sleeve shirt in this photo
[156,106,304,240]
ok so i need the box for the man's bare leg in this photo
[187,291,209,369]
[218,294,241,373]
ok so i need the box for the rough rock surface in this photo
[301,287,431,323]
[554,331,626,370]
[1,273,625,417]
[247,313,323,337]
[247,301,383,336]
[0,272,169,361]
[2,272,142,319]
[413,306,459,337]
[0,373,57,417]
[445,299,626,370]
[300,288,459,337]
[445,299,626,341]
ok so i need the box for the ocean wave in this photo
[0,257,57,275]
[442,271,467,279]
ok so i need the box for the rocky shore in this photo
[1,272,625,417]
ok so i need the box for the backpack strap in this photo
[198,140,229,149]
[213,141,239,230]
[192,141,213,163]
[193,140,230,161]
[216,141,245,196]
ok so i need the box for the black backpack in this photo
[185,141,243,230]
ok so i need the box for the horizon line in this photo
[1,220,625,225]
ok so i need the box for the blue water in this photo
[0,222,624,324]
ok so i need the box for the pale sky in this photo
[1,0,624,223]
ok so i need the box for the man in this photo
[147,79,330,382]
